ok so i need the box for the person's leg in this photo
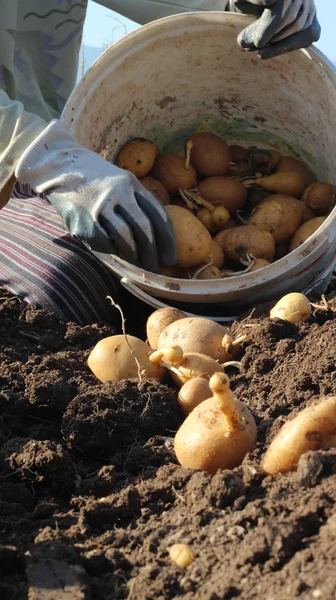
[0,187,119,324]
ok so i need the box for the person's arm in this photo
[0,89,47,199]
[92,0,229,25]
[0,92,176,272]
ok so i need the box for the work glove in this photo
[15,120,177,273]
[228,0,321,59]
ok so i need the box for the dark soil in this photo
[0,291,336,599]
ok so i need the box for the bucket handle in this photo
[120,277,238,322]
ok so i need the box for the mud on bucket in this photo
[61,12,336,320]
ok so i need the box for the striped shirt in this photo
[0,186,118,323]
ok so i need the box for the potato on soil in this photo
[178,377,211,415]
[139,176,170,205]
[276,156,316,187]
[88,335,163,382]
[197,177,247,214]
[117,138,159,178]
[288,217,326,252]
[165,205,212,268]
[157,317,232,362]
[151,155,197,195]
[263,396,336,475]
[270,293,311,324]
[302,182,334,215]
[187,132,230,177]
[214,226,275,265]
[146,307,186,350]
[255,172,306,198]
[174,373,257,474]
[248,195,304,244]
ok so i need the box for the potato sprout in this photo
[174,373,257,474]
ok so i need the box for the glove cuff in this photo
[15,120,79,186]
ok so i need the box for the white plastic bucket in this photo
[61,12,336,317]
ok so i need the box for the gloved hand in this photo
[15,120,177,273]
[228,0,321,59]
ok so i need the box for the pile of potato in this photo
[87,296,336,476]
[114,133,335,278]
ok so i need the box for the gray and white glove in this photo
[228,0,320,59]
[15,120,177,273]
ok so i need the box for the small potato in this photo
[197,177,247,214]
[188,132,230,176]
[214,226,275,265]
[169,544,194,568]
[158,317,231,362]
[276,156,316,187]
[248,195,304,244]
[288,217,326,252]
[249,147,282,171]
[255,172,306,198]
[209,239,225,269]
[302,182,334,215]
[165,205,212,268]
[263,396,336,475]
[88,335,163,382]
[249,258,271,272]
[229,144,248,164]
[178,377,211,415]
[270,293,311,324]
[146,307,186,350]
[151,155,197,195]
[211,206,230,231]
[189,265,221,280]
[139,176,170,205]
[117,138,159,177]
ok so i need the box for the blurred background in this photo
[78,0,335,80]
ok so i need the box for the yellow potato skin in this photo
[88,335,163,382]
[165,206,212,268]
[214,225,275,265]
[248,195,304,244]
[117,138,159,178]
[289,217,326,252]
[188,132,231,177]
